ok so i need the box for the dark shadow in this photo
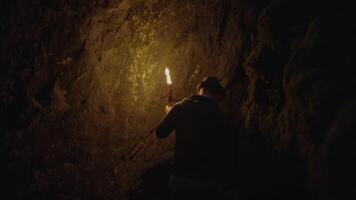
[130,160,171,200]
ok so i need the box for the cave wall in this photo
[1,0,356,199]
[1,0,247,199]
[241,0,356,153]
[234,1,356,199]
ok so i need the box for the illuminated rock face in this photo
[1,1,247,199]
[1,0,356,199]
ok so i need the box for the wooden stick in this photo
[167,84,173,103]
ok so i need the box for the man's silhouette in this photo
[156,76,235,200]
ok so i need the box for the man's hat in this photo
[198,76,226,100]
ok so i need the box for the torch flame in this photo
[165,67,172,85]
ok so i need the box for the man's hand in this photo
[165,104,172,113]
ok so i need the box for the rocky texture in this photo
[233,1,356,199]
[242,0,356,152]
[1,0,245,199]
[1,0,356,199]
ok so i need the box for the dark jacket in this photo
[156,95,234,181]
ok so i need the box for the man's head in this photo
[197,76,226,102]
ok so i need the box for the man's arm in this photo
[155,104,180,139]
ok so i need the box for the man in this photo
[156,76,235,200]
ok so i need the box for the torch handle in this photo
[167,84,173,103]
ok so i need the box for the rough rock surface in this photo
[1,1,245,199]
[1,0,356,199]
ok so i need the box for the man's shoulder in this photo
[169,98,195,113]
[174,97,193,106]
[178,95,205,107]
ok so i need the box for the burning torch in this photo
[165,67,173,104]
